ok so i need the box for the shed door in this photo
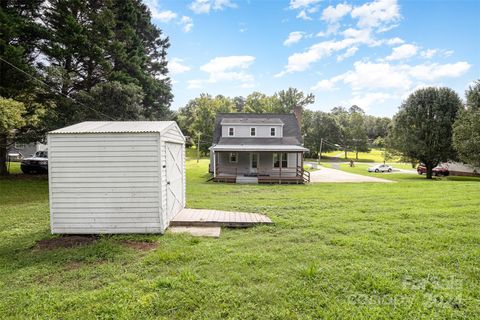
[165,142,184,221]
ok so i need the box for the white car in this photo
[368,164,392,173]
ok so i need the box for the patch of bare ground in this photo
[119,240,158,251]
[35,235,98,250]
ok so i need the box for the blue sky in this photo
[145,0,479,116]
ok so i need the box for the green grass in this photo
[1,160,479,319]
[314,148,402,163]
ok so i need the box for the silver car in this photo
[368,164,392,173]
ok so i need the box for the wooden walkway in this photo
[170,208,273,227]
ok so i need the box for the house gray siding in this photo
[217,152,301,177]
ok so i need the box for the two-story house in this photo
[209,111,310,184]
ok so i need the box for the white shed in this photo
[48,121,185,234]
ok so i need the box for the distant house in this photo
[209,110,310,184]
[7,141,47,160]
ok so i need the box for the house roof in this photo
[211,144,308,152]
[213,113,303,146]
[49,121,178,134]
[221,118,284,125]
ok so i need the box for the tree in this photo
[275,87,315,113]
[0,0,48,175]
[244,92,276,113]
[389,87,462,179]
[74,81,144,121]
[303,110,341,158]
[453,80,480,167]
[0,97,44,175]
[331,107,351,159]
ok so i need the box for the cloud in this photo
[350,92,393,109]
[296,10,312,20]
[189,0,237,14]
[351,0,401,30]
[277,28,378,76]
[311,79,338,91]
[312,60,471,93]
[169,58,191,74]
[289,0,321,9]
[385,44,418,61]
[386,37,404,45]
[180,16,193,32]
[284,31,305,46]
[151,9,177,22]
[188,55,255,89]
[145,1,193,33]
[321,3,352,23]
[337,46,358,61]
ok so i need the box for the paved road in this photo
[309,166,394,183]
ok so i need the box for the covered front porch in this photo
[210,146,310,184]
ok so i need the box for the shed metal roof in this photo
[49,121,177,134]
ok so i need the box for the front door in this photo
[250,153,258,174]
[165,142,184,221]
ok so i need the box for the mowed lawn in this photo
[1,160,480,319]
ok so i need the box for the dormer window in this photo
[270,127,276,136]
[228,127,234,136]
[250,127,256,136]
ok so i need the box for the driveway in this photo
[310,166,394,183]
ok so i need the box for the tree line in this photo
[176,87,391,157]
[1,0,173,175]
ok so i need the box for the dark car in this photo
[21,151,48,174]
[417,163,449,176]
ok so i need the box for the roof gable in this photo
[213,113,302,145]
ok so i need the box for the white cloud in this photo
[284,31,304,46]
[188,55,255,89]
[313,60,471,93]
[351,0,401,30]
[296,10,312,20]
[321,3,352,23]
[289,0,321,9]
[151,9,177,22]
[420,49,437,59]
[350,92,393,110]
[386,37,404,45]
[169,58,191,74]
[277,28,378,76]
[385,44,418,61]
[311,79,338,91]
[337,46,358,61]
[189,0,237,14]
[180,16,193,32]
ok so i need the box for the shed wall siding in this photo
[49,133,163,234]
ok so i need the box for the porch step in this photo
[236,176,258,184]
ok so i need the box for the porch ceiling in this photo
[210,144,308,152]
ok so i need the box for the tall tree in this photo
[389,87,462,179]
[453,80,480,167]
[0,0,47,175]
[274,87,315,113]
[303,110,341,158]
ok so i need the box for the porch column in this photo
[213,150,216,177]
[296,152,299,176]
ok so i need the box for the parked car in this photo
[417,163,449,176]
[21,150,48,174]
[368,164,393,173]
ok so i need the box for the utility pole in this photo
[318,138,323,163]
[197,133,201,163]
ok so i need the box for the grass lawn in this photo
[311,148,402,163]
[1,160,479,319]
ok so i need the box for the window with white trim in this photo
[229,152,238,163]
[228,127,235,136]
[273,153,288,168]
[270,127,276,136]
[250,127,256,136]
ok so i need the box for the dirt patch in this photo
[36,235,98,250]
[119,240,158,251]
